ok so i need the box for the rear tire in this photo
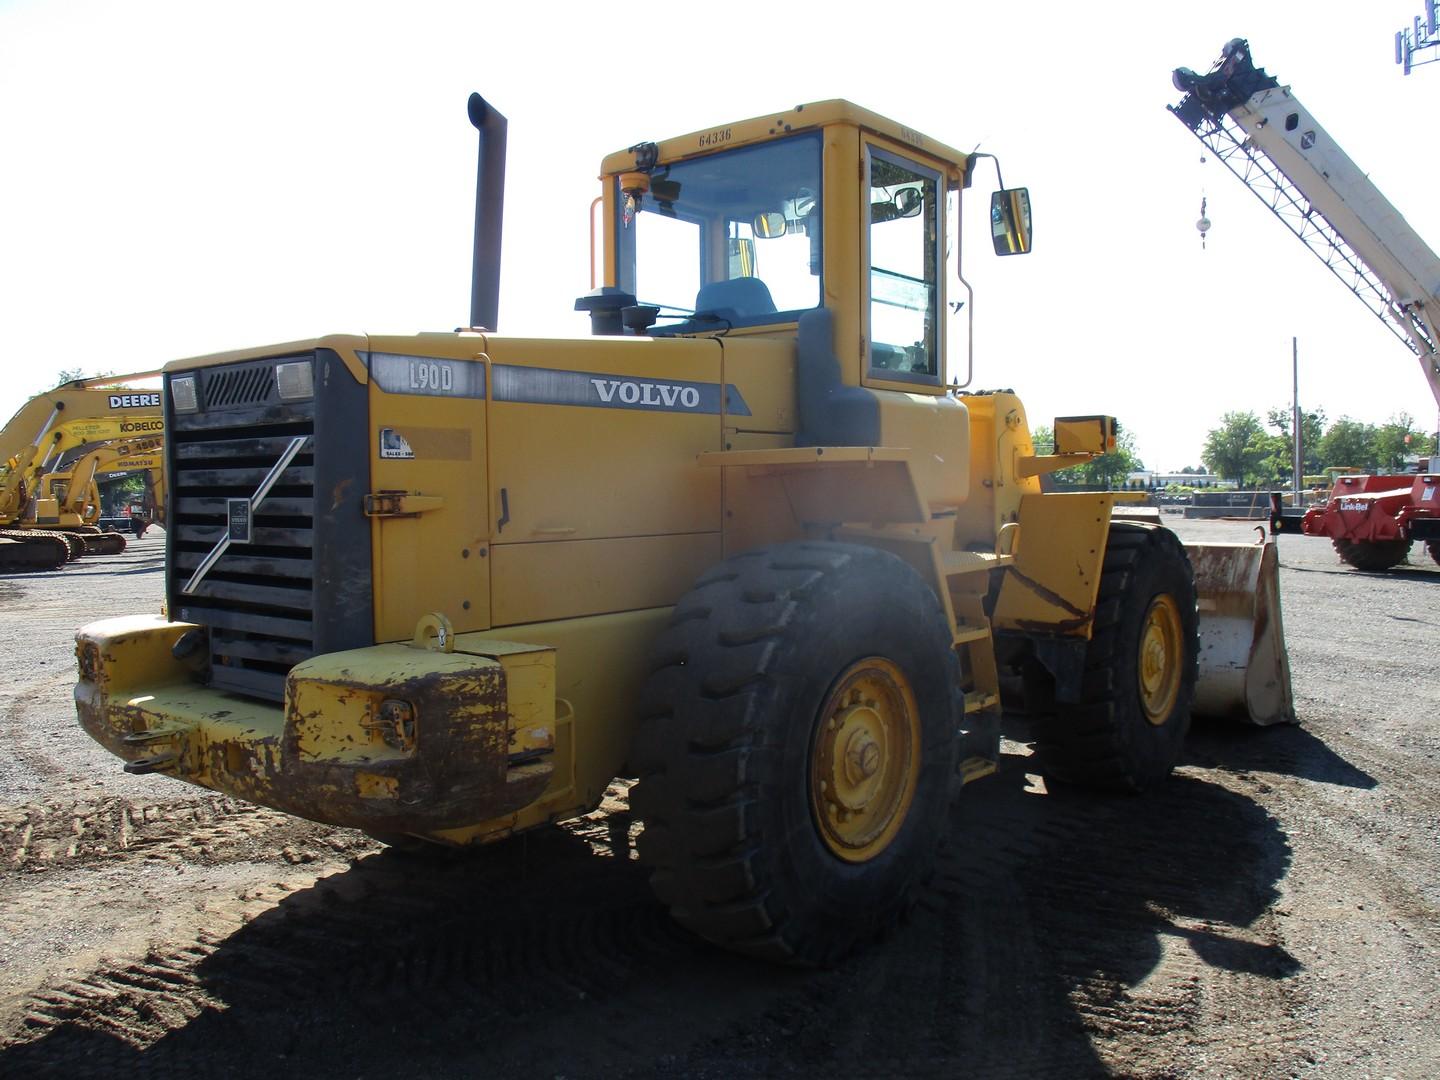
[629,542,962,966]
[1333,537,1411,571]
[1033,524,1198,793]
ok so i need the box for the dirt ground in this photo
[0,520,1436,1079]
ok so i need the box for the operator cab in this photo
[576,101,1032,394]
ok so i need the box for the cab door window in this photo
[867,147,942,383]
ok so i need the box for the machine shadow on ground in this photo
[3,751,1297,1079]
[1282,562,1440,583]
[1184,719,1377,789]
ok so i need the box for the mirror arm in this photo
[967,151,1005,192]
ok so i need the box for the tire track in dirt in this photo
[0,795,368,871]
[0,722,1430,1075]
[1191,721,1440,924]
[632,756,1311,1080]
[0,783,736,1078]
[2,757,1322,1079]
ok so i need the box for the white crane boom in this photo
[1171,39,1440,408]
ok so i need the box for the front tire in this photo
[1333,537,1411,571]
[629,542,962,965]
[1033,524,1198,793]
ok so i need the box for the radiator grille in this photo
[169,360,317,701]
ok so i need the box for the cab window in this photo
[867,147,942,382]
[616,133,823,333]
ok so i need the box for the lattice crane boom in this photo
[1171,39,1440,409]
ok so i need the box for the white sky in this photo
[2,0,1437,470]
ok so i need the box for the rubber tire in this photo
[629,542,962,966]
[1333,537,1411,571]
[1429,540,1440,568]
[1033,524,1198,794]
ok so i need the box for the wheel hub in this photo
[810,659,921,863]
[1138,594,1183,725]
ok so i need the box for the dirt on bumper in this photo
[75,615,555,833]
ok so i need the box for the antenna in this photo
[1396,1,1440,74]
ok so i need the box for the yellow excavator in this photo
[75,97,1291,964]
[34,435,166,538]
[0,374,163,569]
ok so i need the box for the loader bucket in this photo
[1186,540,1295,726]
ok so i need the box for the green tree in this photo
[1319,418,1379,473]
[1076,424,1142,487]
[44,367,113,392]
[1265,405,1327,475]
[1202,411,1270,486]
[1373,412,1434,469]
[1030,423,1142,487]
[1253,432,1291,487]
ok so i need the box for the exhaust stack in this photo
[467,93,508,331]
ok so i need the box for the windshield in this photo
[615,132,823,332]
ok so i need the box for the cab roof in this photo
[599,100,971,180]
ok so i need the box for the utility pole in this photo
[1293,337,1303,505]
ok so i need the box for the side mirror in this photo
[753,212,787,238]
[894,186,923,218]
[990,187,1032,255]
[729,237,757,277]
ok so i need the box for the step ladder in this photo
[945,550,1011,786]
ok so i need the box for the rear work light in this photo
[170,375,199,413]
[275,360,314,401]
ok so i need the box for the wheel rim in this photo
[809,658,921,863]
[1138,594,1183,726]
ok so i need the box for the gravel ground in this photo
[0,520,1436,1079]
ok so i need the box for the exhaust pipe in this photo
[467,93,508,332]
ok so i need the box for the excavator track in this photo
[0,533,69,573]
[76,531,127,556]
[0,528,85,565]
[53,532,85,561]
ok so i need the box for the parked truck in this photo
[74,97,1291,964]
[1170,38,1440,570]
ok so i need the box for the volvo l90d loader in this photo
[0,374,164,569]
[75,98,1291,964]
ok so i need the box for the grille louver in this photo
[204,365,277,408]
[169,359,316,701]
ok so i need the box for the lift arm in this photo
[1170,39,1440,409]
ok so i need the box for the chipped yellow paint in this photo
[356,772,400,799]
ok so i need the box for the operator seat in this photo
[694,276,777,320]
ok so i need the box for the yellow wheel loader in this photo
[74,98,1291,964]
